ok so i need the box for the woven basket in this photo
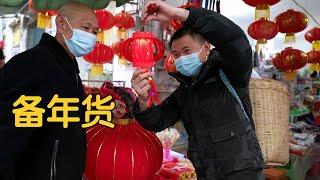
[249,78,289,166]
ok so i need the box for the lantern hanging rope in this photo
[275,9,309,44]
[122,32,165,107]
[243,0,281,20]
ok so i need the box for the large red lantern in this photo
[112,39,127,65]
[305,27,320,51]
[95,9,114,30]
[243,0,280,20]
[84,121,163,180]
[164,54,176,73]
[84,43,114,75]
[170,2,201,31]
[273,47,307,80]
[248,19,278,49]
[114,11,135,39]
[308,50,320,72]
[275,9,309,44]
[122,32,165,106]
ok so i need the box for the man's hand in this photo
[131,69,153,111]
[143,0,189,24]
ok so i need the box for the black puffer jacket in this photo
[0,33,86,180]
[134,8,264,179]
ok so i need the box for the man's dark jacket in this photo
[0,33,86,180]
[134,8,264,179]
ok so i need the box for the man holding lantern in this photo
[131,1,264,179]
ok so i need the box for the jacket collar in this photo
[169,49,220,86]
[39,33,80,74]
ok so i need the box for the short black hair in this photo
[169,26,205,48]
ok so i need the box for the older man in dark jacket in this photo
[0,2,98,180]
[131,1,264,180]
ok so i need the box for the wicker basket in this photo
[249,78,290,166]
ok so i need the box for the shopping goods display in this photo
[249,78,290,166]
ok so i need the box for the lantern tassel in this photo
[255,4,270,20]
[284,71,297,81]
[313,41,320,51]
[285,33,296,44]
[148,78,160,107]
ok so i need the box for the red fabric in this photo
[95,9,114,30]
[272,47,307,72]
[275,9,309,34]
[84,123,163,180]
[84,43,114,64]
[114,11,135,29]
[248,19,278,41]
[243,0,280,7]
[305,27,320,43]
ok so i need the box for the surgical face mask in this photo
[62,18,96,57]
[174,44,205,77]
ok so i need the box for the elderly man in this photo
[0,3,98,180]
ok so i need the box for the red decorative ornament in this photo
[305,27,320,50]
[308,50,320,64]
[84,43,114,75]
[164,54,176,73]
[248,19,278,48]
[275,9,309,44]
[84,122,163,180]
[95,9,114,30]
[122,32,165,106]
[114,11,135,39]
[243,0,280,20]
[272,47,307,80]
[170,2,201,30]
[112,39,127,64]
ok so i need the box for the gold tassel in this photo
[255,4,270,20]
[90,64,104,75]
[310,63,320,72]
[285,33,296,44]
[312,40,320,51]
[96,30,104,42]
[284,71,297,81]
[117,28,127,39]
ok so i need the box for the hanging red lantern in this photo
[275,9,309,44]
[84,122,163,180]
[272,47,307,80]
[248,19,278,49]
[170,2,201,30]
[122,32,165,106]
[305,27,320,51]
[307,50,320,72]
[114,11,135,39]
[243,0,280,20]
[164,54,176,73]
[95,9,114,30]
[112,39,128,65]
[84,43,114,75]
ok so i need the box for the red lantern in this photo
[112,39,127,64]
[95,9,114,30]
[248,19,278,48]
[275,9,309,43]
[308,50,320,64]
[122,32,165,106]
[243,0,280,20]
[164,54,176,73]
[305,27,320,50]
[114,11,135,39]
[170,2,201,30]
[84,122,163,180]
[273,47,307,80]
[84,43,114,75]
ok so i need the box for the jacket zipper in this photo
[50,140,59,180]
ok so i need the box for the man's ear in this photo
[56,15,65,34]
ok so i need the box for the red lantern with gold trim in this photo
[272,47,307,80]
[307,50,320,72]
[170,2,201,30]
[164,54,176,73]
[84,122,163,180]
[243,0,280,20]
[305,27,320,51]
[248,19,278,49]
[114,11,135,39]
[112,39,128,65]
[122,32,165,106]
[96,9,114,30]
[84,43,114,75]
[275,9,309,44]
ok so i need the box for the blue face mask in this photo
[63,18,96,57]
[174,44,205,77]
